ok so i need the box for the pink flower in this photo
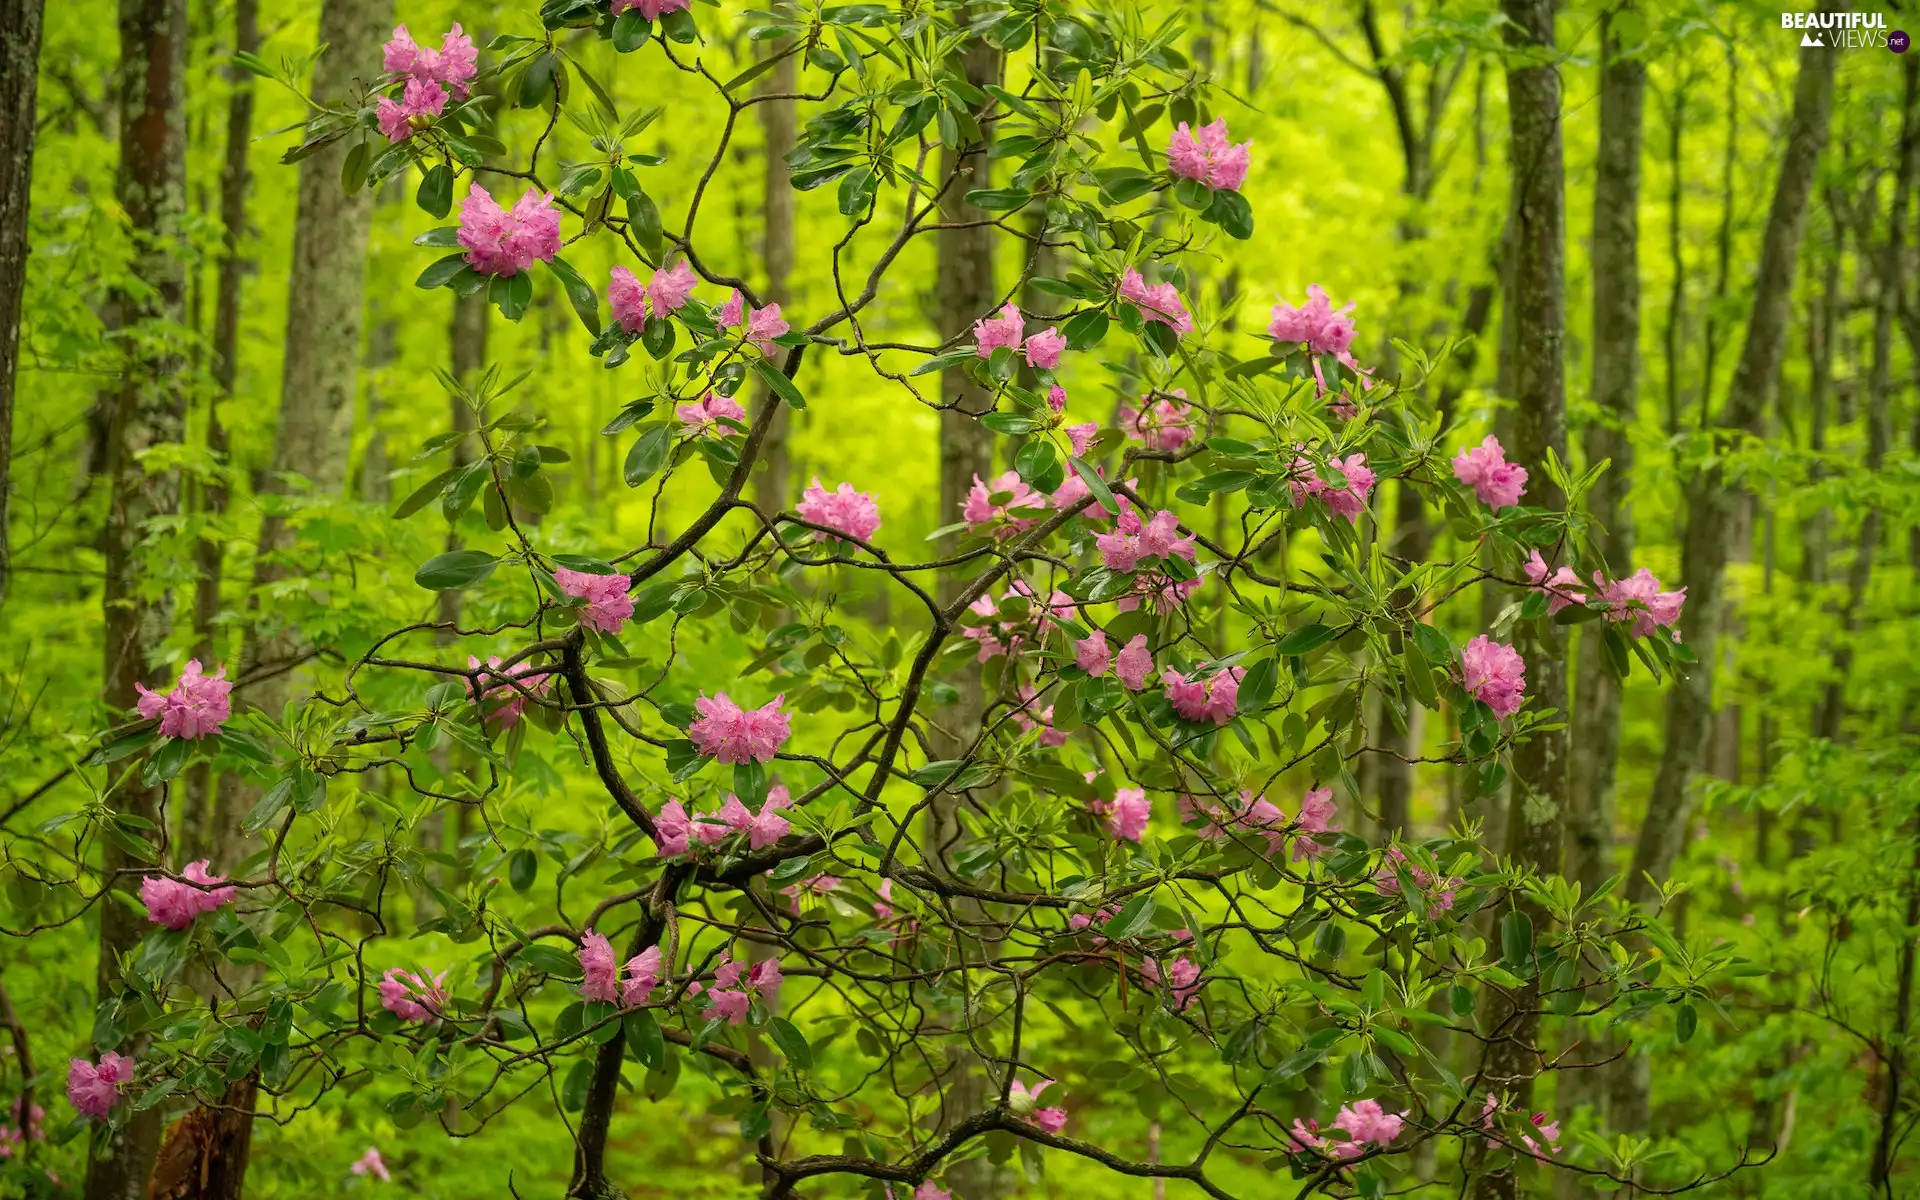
[555,568,635,635]
[1167,118,1251,191]
[1075,631,1112,676]
[1118,393,1195,453]
[1290,452,1375,523]
[913,1185,952,1200]
[1523,551,1587,616]
[466,655,550,730]
[1118,269,1193,337]
[623,946,662,1007]
[378,969,448,1024]
[688,693,791,764]
[1141,956,1202,1009]
[1097,508,1196,572]
[745,303,789,355]
[140,859,236,929]
[962,470,1048,532]
[697,953,770,1025]
[1452,435,1529,509]
[1293,786,1340,860]
[703,987,751,1025]
[1023,326,1067,369]
[350,1147,391,1182]
[134,659,232,739]
[1333,1098,1405,1148]
[1066,422,1098,457]
[973,302,1025,357]
[1267,285,1357,357]
[1114,635,1154,691]
[648,260,698,315]
[796,478,882,542]
[383,23,477,101]
[654,799,692,857]
[66,1053,134,1120]
[716,785,793,849]
[1162,667,1242,725]
[458,185,560,277]
[609,266,649,333]
[748,957,783,1005]
[1375,846,1462,913]
[1597,568,1687,639]
[674,392,748,437]
[1104,787,1151,841]
[1010,1079,1068,1133]
[1011,685,1069,748]
[1046,384,1069,412]
[613,0,691,18]
[579,931,620,1004]
[1462,635,1527,720]
[375,76,448,142]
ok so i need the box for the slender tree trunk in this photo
[1612,39,1838,1134]
[231,0,389,787]
[1870,806,1920,1193]
[1472,3,1566,1196]
[86,2,189,1198]
[1567,5,1643,900]
[752,46,797,515]
[0,0,46,609]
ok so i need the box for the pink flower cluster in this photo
[350,1148,391,1182]
[1482,1092,1562,1158]
[457,185,561,277]
[958,581,1074,662]
[1268,285,1358,357]
[466,656,551,730]
[690,953,782,1025]
[1286,1098,1405,1162]
[1088,786,1152,841]
[1141,955,1203,1009]
[1167,118,1251,191]
[1096,508,1195,574]
[140,860,237,930]
[66,1053,135,1120]
[1375,845,1463,914]
[1119,392,1197,453]
[1461,636,1526,719]
[796,478,883,543]
[688,693,791,764]
[612,0,691,18]
[611,261,698,332]
[134,659,232,739]
[1596,568,1686,639]
[962,470,1049,534]
[578,933,662,1008]
[1075,630,1155,691]
[1452,435,1529,509]
[1118,268,1193,337]
[556,568,634,635]
[1009,1078,1069,1133]
[1163,666,1244,726]
[1290,452,1376,523]
[655,785,794,857]
[971,303,1067,369]
[718,291,790,355]
[673,391,747,438]
[377,23,476,142]
[1523,551,1587,615]
[379,968,449,1024]
[1183,786,1339,860]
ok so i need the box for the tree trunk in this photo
[1472,2,1566,1196]
[231,0,389,781]
[86,2,189,1198]
[752,46,797,515]
[1612,39,1838,1135]
[0,0,46,609]
[1567,5,1643,900]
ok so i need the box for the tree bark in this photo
[231,0,389,784]
[1567,6,1643,900]
[86,3,189,1198]
[752,46,797,515]
[1472,1,1565,1195]
[1611,39,1838,1135]
[0,0,46,610]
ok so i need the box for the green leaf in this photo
[142,737,193,786]
[1676,1002,1698,1044]
[910,349,979,377]
[490,270,534,322]
[544,257,601,335]
[416,252,472,290]
[753,357,806,409]
[1061,310,1108,350]
[517,942,582,977]
[1066,457,1116,515]
[1102,894,1156,941]
[339,140,370,194]
[1275,624,1336,655]
[417,163,454,219]
[1205,188,1254,239]
[623,426,672,487]
[768,1017,813,1069]
[626,190,665,259]
[508,848,538,892]
[1237,657,1277,715]
[625,1008,665,1068]
[392,466,460,520]
[415,549,498,591]
[1172,176,1212,210]
[1500,909,1534,971]
[965,186,1032,212]
[612,9,652,51]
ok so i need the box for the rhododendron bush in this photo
[22,2,1751,1198]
